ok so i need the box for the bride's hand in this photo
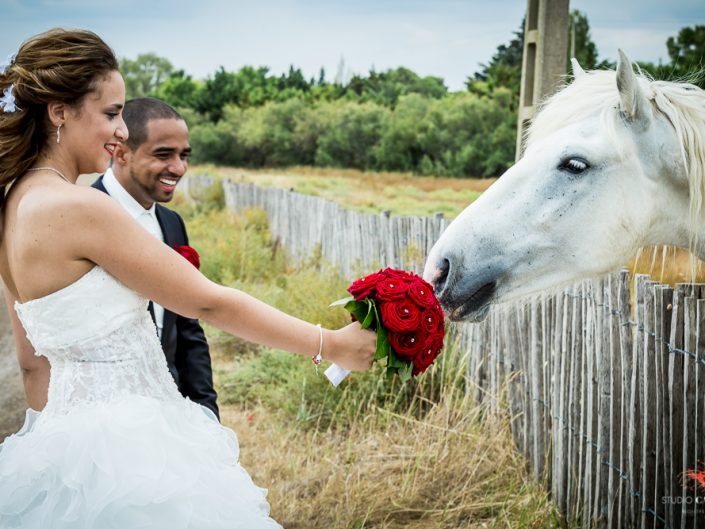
[324,322,376,372]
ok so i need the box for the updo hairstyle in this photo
[0,28,119,187]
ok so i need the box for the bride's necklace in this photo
[27,166,73,184]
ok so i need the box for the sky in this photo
[1,0,703,92]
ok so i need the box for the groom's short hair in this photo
[123,97,184,151]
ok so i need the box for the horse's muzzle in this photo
[425,256,497,322]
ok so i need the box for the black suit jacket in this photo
[93,176,219,419]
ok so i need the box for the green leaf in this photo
[388,350,404,368]
[329,295,355,308]
[361,299,375,329]
[369,299,381,331]
[374,325,390,360]
[399,361,413,382]
[347,301,370,323]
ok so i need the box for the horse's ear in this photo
[616,49,651,128]
[570,58,586,79]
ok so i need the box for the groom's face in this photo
[121,118,191,209]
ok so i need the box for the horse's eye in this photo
[559,157,590,174]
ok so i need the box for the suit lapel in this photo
[92,175,108,194]
[155,205,174,246]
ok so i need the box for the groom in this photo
[93,98,219,419]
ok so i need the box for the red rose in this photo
[420,308,443,334]
[379,300,422,333]
[387,330,427,360]
[408,278,437,308]
[174,245,200,269]
[375,271,410,301]
[347,270,385,301]
[412,335,444,375]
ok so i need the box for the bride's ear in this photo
[46,101,66,128]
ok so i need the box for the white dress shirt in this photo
[103,168,165,338]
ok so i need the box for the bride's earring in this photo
[56,124,62,144]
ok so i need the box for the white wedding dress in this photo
[0,266,282,529]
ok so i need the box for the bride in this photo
[0,28,376,528]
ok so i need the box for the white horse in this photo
[424,51,705,322]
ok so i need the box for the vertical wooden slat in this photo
[668,284,687,529]
[569,285,584,521]
[629,275,648,524]
[518,304,531,462]
[594,276,610,529]
[530,297,545,479]
[695,298,705,529]
[606,273,622,529]
[506,306,525,452]
[656,285,674,527]
[617,270,634,529]
[692,296,705,527]
[543,294,553,486]
[682,292,698,527]
[582,280,594,529]
[554,290,569,513]
[641,280,658,529]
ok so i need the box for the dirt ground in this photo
[0,291,26,441]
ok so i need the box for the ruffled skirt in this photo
[0,396,281,529]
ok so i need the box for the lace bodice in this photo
[14,266,181,414]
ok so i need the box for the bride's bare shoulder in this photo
[13,182,123,223]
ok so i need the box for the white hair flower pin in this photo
[0,53,16,75]
[0,85,20,113]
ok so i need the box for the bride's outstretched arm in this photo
[3,285,48,411]
[75,190,375,372]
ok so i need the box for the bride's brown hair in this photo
[0,28,119,188]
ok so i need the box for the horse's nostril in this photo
[433,258,450,296]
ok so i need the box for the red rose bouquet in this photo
[326,268,445,385]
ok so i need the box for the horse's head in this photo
[425,51,703,322]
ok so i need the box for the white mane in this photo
[528,70,705,234]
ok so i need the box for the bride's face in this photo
[64,70,128,175]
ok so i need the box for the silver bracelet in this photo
[311,324,323,374]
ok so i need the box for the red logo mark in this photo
[682,462,705,491]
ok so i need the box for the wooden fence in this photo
[198,177,705,529]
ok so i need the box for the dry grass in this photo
[629,245,705,285]
[222,392,559,529]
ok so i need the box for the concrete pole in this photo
[516,0,570,160]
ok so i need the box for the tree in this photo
[569,10,599,69]
[343,67,447,107]
[467,20,524,97]
[120,53,174,99]
[194,68,239,122]
[637,25,704,87]
[667,25,705,74]
[155,70,201,109]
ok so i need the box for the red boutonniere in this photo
[174,244,200,269]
